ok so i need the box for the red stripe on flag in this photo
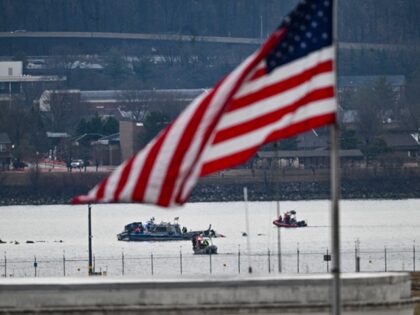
[265,112,336,143]
[201,113,336,176]
[213,86,334,144]
[228,60,333,112]
[95,177,109,201]
[249,67,267,81]
[112,156,136,202]
[131,126,173,202]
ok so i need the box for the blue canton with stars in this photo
[266,0,332,73]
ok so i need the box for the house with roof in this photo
[381,133,420,158]
[296,130,328,150]
[92,133,121,166]
[0,132,12,170]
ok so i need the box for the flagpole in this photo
[274,142,282,273]
[331,0,341,314]
[243,187,252,274]
[330,124,341,315]
[88,204,93,276]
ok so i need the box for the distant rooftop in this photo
[382,133,420,148]
[257,149,363,159]
[296,130,328,150]
[0,75,66,83]
[0,132,11,144]
[46,132,70,138]
[338,75,405,88]
[96,133,120,145]
[80,89,208,103]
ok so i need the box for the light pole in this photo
[11,144,15,169]
[35,151,39,172]
[8,81,11,110]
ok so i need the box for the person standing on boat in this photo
[192,235,197,249]
[203,239,209,247]
[197,234,204,248]
[284,212,290,224]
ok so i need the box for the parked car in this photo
[70,159,84,168]
[26,59,46,69]
[12,160,28,169]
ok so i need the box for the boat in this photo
[117,217,190,241]
[192,234,218,255]
[273,210,307,228]
[193,244,218,255]
[117,218,223,242]
[189,225,225,238]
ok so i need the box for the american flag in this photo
[73,0,336,207]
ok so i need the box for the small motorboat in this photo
[273,210,307,228]
[192,235,218,255]
[193,244,218,255]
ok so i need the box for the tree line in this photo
[1,0,419,43]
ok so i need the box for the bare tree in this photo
[46,46,79,83]
[45,90,87,132]
[117,90,150,122]
[151,90,184,119]
[402,71,420,131]
[353,86,383,146]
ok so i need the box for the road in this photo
[1,31,419,51]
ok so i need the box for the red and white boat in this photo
[273,210,307,228]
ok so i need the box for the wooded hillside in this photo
[1,0,419,43]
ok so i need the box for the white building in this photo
[0,61,22,77]
[0,61,66,103]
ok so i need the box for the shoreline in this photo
[1,169,419,206]
[1,181,420,206]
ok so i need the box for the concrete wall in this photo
[119,120,144,161]
[0,273,416,314]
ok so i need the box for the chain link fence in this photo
[0,245,417,278]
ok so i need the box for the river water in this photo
[0,199,419,277]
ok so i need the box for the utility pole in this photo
[274,141,282,273]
